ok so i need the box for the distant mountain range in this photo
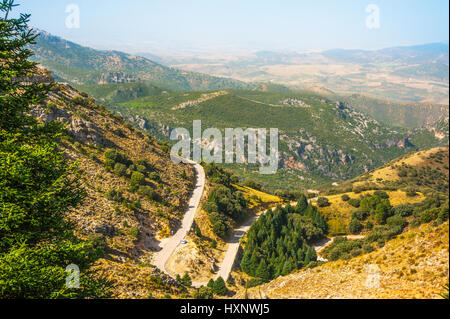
[30,30,254,91]
[29,30,449,190]
[322,42,449,65]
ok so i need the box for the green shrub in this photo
[317,197,330,207]
[136,164,147,174]
[114,163,128,176]
[148,172,160,182]
[138,186,160,201]
[213,277,228,296]
[106,189,123,202]
[243,179,262,191]
[351,209,369,221]
[194,286,213,299]
[128,227,140,239]
[130,171,145,188]
[374,203,391,224]
[348,198,361,208]
[86,233,108,257]
[104,158,115,170]
[181,273,192,287]
[419,208,440,224]
[349,219,363,234]
[341,194,350,201]
[438,203,449,223]
[392,204,415,217]
[208,211,230,238]
[386,215,407,230]
[374,190,389,199]
[365,221,374,230]
[104,149,130,165]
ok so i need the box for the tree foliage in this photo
[202,163,248,238]
[240,201,327,280]
[0,1,111,298]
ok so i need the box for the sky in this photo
[14,0,450,54]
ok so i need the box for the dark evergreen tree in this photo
[240,202,326,280]
[296,194,308,213]
[213,277,227,296]
[255,260,271,282]
[0,1,111,298]
[182,273,192,287]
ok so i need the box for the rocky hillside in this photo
[241,221,449,299]
[327,147,449,195]
[32,70,197,298]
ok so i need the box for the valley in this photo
[1,1,448,302]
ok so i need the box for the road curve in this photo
[152,158,205,275]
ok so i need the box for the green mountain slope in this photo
[30,30,254,91]
[336,94,448,129]
[98,88,447,191]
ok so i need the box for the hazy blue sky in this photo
[14,0,450,54]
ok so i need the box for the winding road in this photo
[153,166,319,287]
[152,158,206,274]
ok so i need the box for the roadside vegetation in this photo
[240,195,328,281]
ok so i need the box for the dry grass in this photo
[241,221,449,299]
[354,147,448,187]
[315,190,425,235]
[234,185,283,208]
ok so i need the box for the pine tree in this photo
[207,278,215,289]
[296,194,308,213]
[182,273,192,287]
[281,260,292,276]
[0,1,111,298]
[248,251,259,276]
[213,277,227,296]
[256,260,271,282]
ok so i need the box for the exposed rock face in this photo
[376,138,412,149]
[30,105,106,146]
[128,115,149,130]
[281,98,311,107]
[13,66,54,84]
[69,118,105,146]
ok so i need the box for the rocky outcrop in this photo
[128,115,149,130]
[375,138,413,149]
[31,105,107,146]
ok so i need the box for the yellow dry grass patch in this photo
[242,221,449,299]
[233,185,282,208]
[354,148,446,187]
[315,190,425,235]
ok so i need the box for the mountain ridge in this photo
[30,30,255,91]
